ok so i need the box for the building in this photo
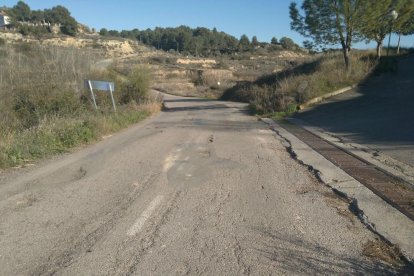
[0,15,10,27]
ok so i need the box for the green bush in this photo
[45,90,83,117]
[12,88,83,129]
[13,91,40,129]
[119,66,151,104]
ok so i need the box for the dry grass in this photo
[0,41,159,168]
[221,51,377,114]
[363,239,405,267]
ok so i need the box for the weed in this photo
[362,239,404,267]
[0,43,159,169]
[222,51,378,114]
[119,66,151,104]
[0,107,152,168]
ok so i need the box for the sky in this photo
[2,0,414,48]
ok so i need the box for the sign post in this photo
[108,82,117,112]
[87,80,98,110]
[85,80,116,112]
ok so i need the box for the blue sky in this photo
[3,0,414,48]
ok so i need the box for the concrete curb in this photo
[261,117,414,261]
[298,85,357,110]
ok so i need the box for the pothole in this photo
[73,166,87,181]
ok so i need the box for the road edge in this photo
[298,85,357,110]
[261,117,414,262]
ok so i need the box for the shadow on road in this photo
[153,118,264,132]
[163,103,231,113]
[253,228,405,274]
[163,98,211,103]
[163,98,251,114]
[295,55,414,165]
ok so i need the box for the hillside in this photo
[0,32,147,58]
[1,27,308,98]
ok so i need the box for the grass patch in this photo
[0,42,160,169]
[0,105,152,168]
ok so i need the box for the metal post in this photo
[109,83,117,112]
[387,25,393,56]
[88,80,98,110]
[387,10,398,57]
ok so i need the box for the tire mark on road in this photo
[31,171,161,276]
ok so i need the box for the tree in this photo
[399,5,414,36]
[31,10,45,22]
[44,5,77,36]
[303,40,316,52]
[358,0,414,58]
[271,37,278,44]
[251,35,259,48]
[290,0,365,70]
[99,28,108,36]
[239,34,250,51]
[394,0,414,54]
[12,1,31,21]
[358,0,393,58]
[280,36,296,50]
[108,29,120,37]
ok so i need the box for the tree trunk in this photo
[376,41,383,59]
[342,47,351,72]
[397,33,401,55]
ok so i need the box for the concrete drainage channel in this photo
[279,121,414,221]
[261,118,414,262]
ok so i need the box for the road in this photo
[296,55,414,167]
[0,94,398,275]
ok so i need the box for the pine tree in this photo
[251,36,259,48]
[290,0,365,70]
[358,0,414,58]
[239,34,250,51]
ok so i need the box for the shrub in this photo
[12,90,40,129]
[119,66,151,104]
[0,43,160,169]
[222,51,377,114]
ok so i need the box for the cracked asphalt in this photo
[0,94,400,275]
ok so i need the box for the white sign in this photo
[84,80,115,91]
[85,80,116,112]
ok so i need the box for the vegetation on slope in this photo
[0,41,160,168]
[100,25,301,57]
[221,51,380,115]
[1,1,78,36]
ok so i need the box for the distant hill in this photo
[1,2,301,57]
[98,26,302,57]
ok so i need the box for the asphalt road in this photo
[296,55,414,167]
[0,94,397,275]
